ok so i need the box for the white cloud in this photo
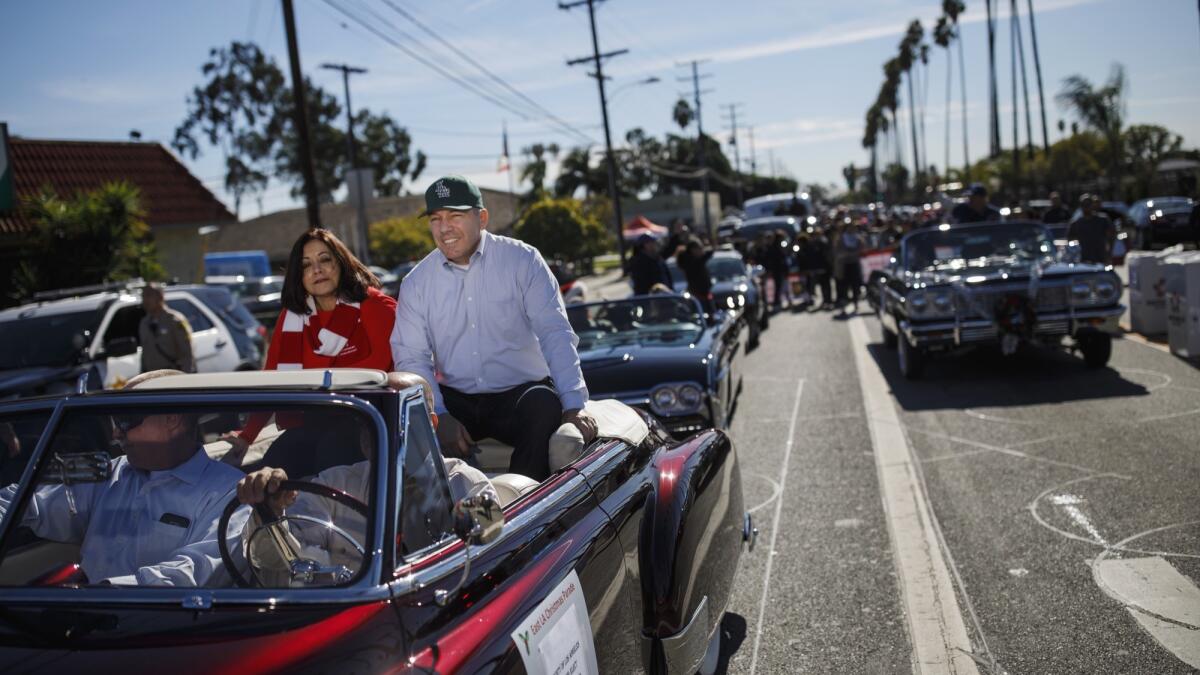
[40,78,161,106]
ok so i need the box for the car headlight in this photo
[908,288,954,317]
[1069,273,1121,307]
[649,382,705,416]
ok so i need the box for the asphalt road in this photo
[710,303,1200,674]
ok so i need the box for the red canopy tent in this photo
[622,215,668,242]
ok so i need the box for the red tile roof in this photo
[0,138,235,235]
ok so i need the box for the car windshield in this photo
[0,310,103,369]
[902,223,1055,271]
[0,401,381,590]
[708,257,747,282]
[567,296,704,348]
[736,221,798,241]
[219,278,283,300]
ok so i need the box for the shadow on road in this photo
[715,612,748,675]
[865,341,1150,411]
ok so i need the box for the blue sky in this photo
[3,0,1198,217]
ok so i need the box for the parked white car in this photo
[0,286,242,396]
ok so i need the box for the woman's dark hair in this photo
[282,228,380,314]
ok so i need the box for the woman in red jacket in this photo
[225,228,397,461]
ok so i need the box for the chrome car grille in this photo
[954,283,1069,317]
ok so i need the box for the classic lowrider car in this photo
[666,249,769,348]
[0,369,751,674]
[568,295,744,438]
[871,220,1124,378]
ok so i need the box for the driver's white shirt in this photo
[0,449,248,586]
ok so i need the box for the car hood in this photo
[579,336,712,393]
[0,364,89,398]
[905,259,1107,286]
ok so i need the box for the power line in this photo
[376,0,597,146]
[320,0,593,145]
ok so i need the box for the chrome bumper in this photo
[901,305,1124,347]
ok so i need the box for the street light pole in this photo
[561,0,628,267]
[321,62,370,264]
[281,0,320,230]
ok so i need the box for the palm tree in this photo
[520,142,560,200]
[898,21,924,190]
[934,16,954,184]
[985,0,1001,156]
[1026,0,1051,153]
[943,0,970,179]
[554,146,598,198]
[1013,0,1035,162]
[672,99,694,132]
[881,59,904,169]
[1056,64,1127,192]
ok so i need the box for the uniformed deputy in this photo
[138,284,196,373]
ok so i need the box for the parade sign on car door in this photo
[510,570,599,675]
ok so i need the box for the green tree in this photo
[519,143,560,203]
[368,214,435,268]
[513,198,610,263]
[1056,64,1126,191]
[11,182,165,301]
[1123,124,1183,198]
[173,41,425,213]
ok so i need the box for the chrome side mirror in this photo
[435,493,505,607]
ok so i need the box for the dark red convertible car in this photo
[0,369,751,674]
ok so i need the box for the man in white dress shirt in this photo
[0,370,247,586]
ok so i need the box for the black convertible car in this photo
[0,369,751,674]
[667,249,769,348]
[870,220,1124,378]
[568,295,744,438]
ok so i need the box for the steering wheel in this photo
[218,480,370,588]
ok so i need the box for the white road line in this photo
[1136,407,1200,424]
[747,378,804,675]
[849,318,980,675]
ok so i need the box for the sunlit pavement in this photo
[715,304,1200,674]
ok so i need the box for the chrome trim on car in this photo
[0,391,397,607]
[389,470,595,596]
[661,594,714,675]
[901,304,1124,346]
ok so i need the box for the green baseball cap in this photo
[422,175,484,216]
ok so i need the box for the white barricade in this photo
[1127,251,1168,335]
[1165,252,1200,359]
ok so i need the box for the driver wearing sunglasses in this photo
[0,370,248,587]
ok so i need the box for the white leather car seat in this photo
[490,473,540,507]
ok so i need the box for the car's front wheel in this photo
[898,332,924,379]
[1078,333,1112,369]
[747,315,761,349]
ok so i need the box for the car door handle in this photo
[215,340,228,348]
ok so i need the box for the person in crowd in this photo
[793,233,825,309]
[833,222,865,316]
[391,175,597,482]
[675,236,715,313]
[811,228,835,309]
[951,184,1002,224]
[1189,199,1200,249]
[0,370,247,586]
[629,233,674,295]
[235,372,497,585]
[663,219,690,259]
[763,230,791,311]
[223,228,397,459]
[139,283,195,373]
[1042,192,1071,225]
[1067,194,1117,265]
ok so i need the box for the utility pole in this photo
[721,103,745,207]
[1026,0,1051,154]
[561,0,628,267]
[678,60,714,240]
[748,125,757,177]
[281,0,320,230]
[321,62,370,263]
